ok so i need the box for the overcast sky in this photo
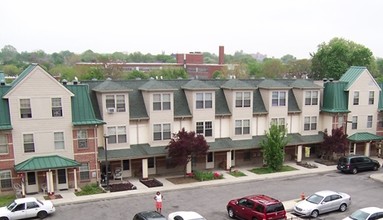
[1,0,383,59]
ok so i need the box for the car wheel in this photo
[352,168,358,174]
[0,217,9,220]
[37,211,48,219]
[311,210,319,218]
[339,203,347,212]
[373,165,379,171]
[227,208,235,219]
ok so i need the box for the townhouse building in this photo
[0,64,382,196]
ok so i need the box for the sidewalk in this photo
[32,158,383,218]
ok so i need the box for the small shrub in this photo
[228,170,246,177]
[75,183,105,196]
[250,165,297,174]
[194,170,223,181]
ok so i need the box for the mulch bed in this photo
[43,194,63,200]
[109,182,137,192]
[139,178,163,188]
[166,176,199,184]
[296,162,318,169]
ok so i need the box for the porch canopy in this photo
[15,155,81,172]
[347,132,383,142]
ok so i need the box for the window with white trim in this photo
[51,98,62,117]
[235,119,250,135]
[79,163,90,180]
[272,91,286,106]
[235,92,251,107]
[0,134,8,154]
[271,118,286,130]
[304,116,317,131]
[106,95,126,112]
[196,121,212,137]
[352,116,358,129]
[0,170,12,189]
[367,115,373,128]
[196,92,212,109]
[107,126,127,144]
[153,123,171,141]
[77,130,88,149]
[305,91,318,105]
[20,99,32,118]
[353,91,359,105]
[153,94,171,111]
[23,134,35,153]
[54,132,65,150]
[369,91,374,105]
[338,115,344,127]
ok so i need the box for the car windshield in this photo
[348,209,370,220]
[7,201,17,211]
[306,194,324,204]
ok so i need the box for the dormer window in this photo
[196,92,212,109]
[153,94,171,111]
[106,95,126,112]
[235,92,251,107]
[52,98,62,117]
[272,91,286,106]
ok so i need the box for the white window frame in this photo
[107,126,127,144]
[352,116,358,129]
[153,123,171,141]
[367,115,373,128]
[305,91,319,105]
[51,98,63,117]
[353,91,359,105]
[272,91,286,106]
[369,91,374,105]
[23,134,35,153]
[153,94,171,111]
[235,119,250,135]
[304,116,317,131]
[54,132,65,150]
[106,95,126,112]
[79,163,90,180]
[196,121,213,137]
[20,98,32,118]
[271,118,286,130]
[77,130,88,149]
[196,92,213,109]
[0,134,8,154]
[0,170,12,189]
[235,92,251,107]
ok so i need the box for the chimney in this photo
[218,46,224,64]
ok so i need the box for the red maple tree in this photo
[321,127,348,159]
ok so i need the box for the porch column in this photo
[142,158,148,179]
[73,169,78,191]
[365,142,371,157]
[297,145,303,162]
[226,151,232,170]
[47,170,54,195]
[21,179,25,197]
[353,143,357,154]
[186,157,192,174]
[45,171,50,194]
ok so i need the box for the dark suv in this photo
[227,194,286,220]
[337,155,380,174]
[133,211,166,220]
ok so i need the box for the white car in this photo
[167,211,206,220]
[0,197,55,220]
[293,190,351,218]
[343,207,383,220]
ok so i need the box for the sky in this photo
[1,0,383,59]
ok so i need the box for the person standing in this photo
[154,191,163,213]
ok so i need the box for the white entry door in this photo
[56,169,68,190]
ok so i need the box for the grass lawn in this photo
[249,165,297,174]
[75,183,105,196]
[0,194,16,207]
[228,170,247,177]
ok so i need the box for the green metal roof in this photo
[65,84,105,125]
[98,144,167,161]
[0,71,5,82]
[347,132,383,142]
[15,155,81,172]
[339,66,366,90]
[378,83,383,111]
[0,85,12,130]
[321,81,350,113]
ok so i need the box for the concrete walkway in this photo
[31,158,383,219]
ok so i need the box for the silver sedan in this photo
[293,190,351,218]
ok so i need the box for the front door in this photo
[26,172,38,193]
[56,169,68,190]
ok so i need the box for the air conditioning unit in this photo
[107,108,115,113]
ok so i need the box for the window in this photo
[26,202,39,209]
[196,92,212,109]
[79,163,90,180]
[0,134,8,154]
[272,91,286,106]
[148,157,155,168]
[153,94,171,111]
[107,126,127,144]
[54,132,65,150]
[23,134,35,153]
[353,91,359,105]
[207,152,213,163]
[352,116,358,129]
[20,99,32,118]
[51,98,62,117]
[367,115,373,128]
[271,118,286,129]
[0,170,12,189]
[338,116,344,127]
[235,92,251,107]
[369,91,374,105]
[77,130,88,149]
[122,160,130,170]
[196,121,213,137]
[235,119,250,135]
[305,91,319,105]
[153,124,171,141]
[27,172,36,185]
[106,95,126,112]
[304,116,317,131]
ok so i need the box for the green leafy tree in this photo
[280,54,296,64]
[49,65,77,81]
[125,70,148,80]
[311,38,375,80]
[260,124,288,171]
[166,128,209,174]
[0,45,19,65]
[1,64,21,76]
[261,58,287,78]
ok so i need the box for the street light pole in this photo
[104,135,109,191]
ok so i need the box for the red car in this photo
[227,194,286,220]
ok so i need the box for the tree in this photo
[311,38,375,80]
[261,58,287,78]
[321,127,348,160]
[0,45,19,65]
[166,128,209,174]
[260,124,288,171]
